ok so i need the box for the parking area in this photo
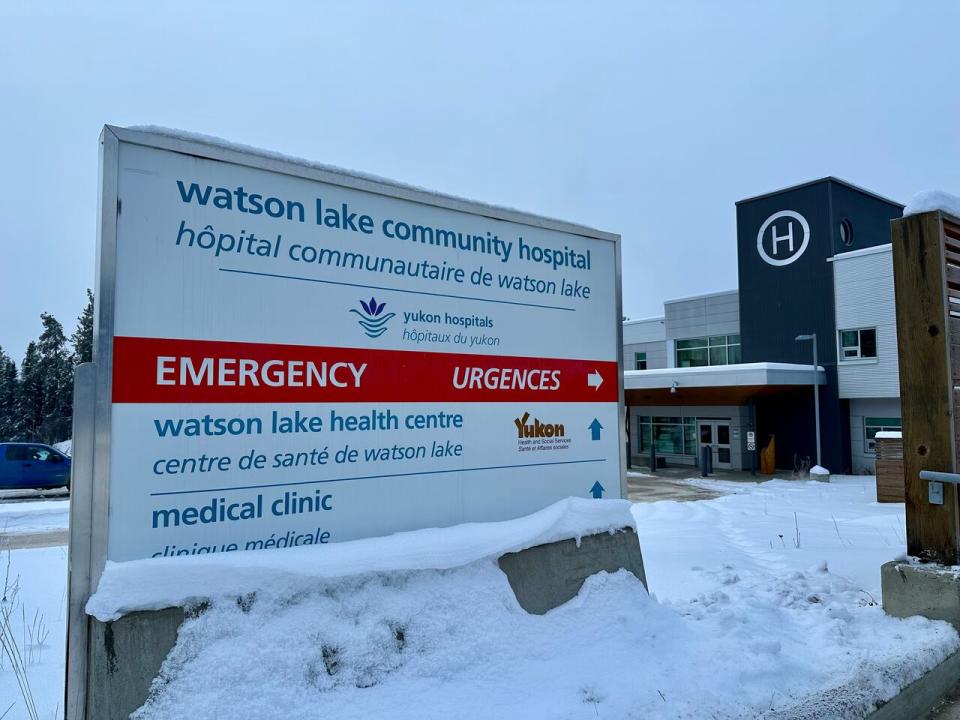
[0,490,70,549]
[0,486,69,503]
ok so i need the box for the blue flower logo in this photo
[350,297,395,338]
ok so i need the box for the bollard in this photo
[700,446,712,477]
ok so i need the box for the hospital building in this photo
[623,177,903,474]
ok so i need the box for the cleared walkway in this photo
[626,462,772,504]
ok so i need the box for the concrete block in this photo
[79,528,646,716]
[86,606,185,720]
[866,651,960,720]
[498,527,647,615]
[882,560,960,629]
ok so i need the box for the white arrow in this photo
[587,370,603,390]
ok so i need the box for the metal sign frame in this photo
[66,125,626,718]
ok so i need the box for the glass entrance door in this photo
[699,421,733,470]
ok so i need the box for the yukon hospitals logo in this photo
[350,297,395,338]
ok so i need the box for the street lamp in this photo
[795,334,821,468]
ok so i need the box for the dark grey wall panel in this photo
[735,179,900,472]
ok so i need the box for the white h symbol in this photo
[770,221,794,256]
[757,210,809,267]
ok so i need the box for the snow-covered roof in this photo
[828,243,891,262]
[875,431,902,440]
[623,316,666,344]
[624,362,826,390]
[664,288,738,305]
[622,315,665,326]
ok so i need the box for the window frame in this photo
[675,334,741,368]
[634,352,647,371]
[863,416,901,456]
[838,327,878,361]
[635,416,697,456]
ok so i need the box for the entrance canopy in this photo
[624,362,826,406]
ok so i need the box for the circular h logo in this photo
[756,210,810,266]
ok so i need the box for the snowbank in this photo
[810,464,830,476]
[903,190,960,218]
[0,499,69,534]
[13,477,960,720]
[128,562,956,720]
[87,497,634,621]
[53,439,72,456]
[121,478,957,720]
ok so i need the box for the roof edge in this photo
[735,176,903,209]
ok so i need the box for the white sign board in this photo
[89,127,624,563]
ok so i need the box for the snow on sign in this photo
[89,126,625,563]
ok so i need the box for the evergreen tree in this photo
[72,289,94,365]
[36,313,74,443]
[0,347,18,441]
[16,341,44,440]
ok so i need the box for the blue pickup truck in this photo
[0,443,71,490]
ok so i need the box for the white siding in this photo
[849,397,902,474]
[623,317,665,344]
[624,341,667,370]
[623,317,667,369]
[832,246,900,398]
[665,290,740,343]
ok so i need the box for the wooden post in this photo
[892,210,960,564]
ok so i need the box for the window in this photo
[864,417,901,455]
[839,218,854,247]
[635,352,647,370]
[4,446,26,461]
[676,334,741,367]
[636,416,697,456]
[4,445,59,462]
[839,328,877,360]
[27,446,51,461]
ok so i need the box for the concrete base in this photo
[497,526,647,615]
[86,607,185,720]
[867,651,960,720]
[882,561,960,629]
[79,527,646,718]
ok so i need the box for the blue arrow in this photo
[590,481,605,499]
[588,418,603,441]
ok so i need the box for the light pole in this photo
[795,334,821,467]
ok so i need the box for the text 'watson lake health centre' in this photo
[623,177,904,475]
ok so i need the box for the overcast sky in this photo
[2,1,959,360]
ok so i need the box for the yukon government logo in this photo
[514,411,571,453]
[350,297,395,338]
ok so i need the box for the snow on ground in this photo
[52,440,71,456]
[635,475,906,602]
[109,478,956,720]
[0,546,68,720]
[0,499,69,535]
[3,477,957,720]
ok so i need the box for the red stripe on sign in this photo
[111,336,620,404]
